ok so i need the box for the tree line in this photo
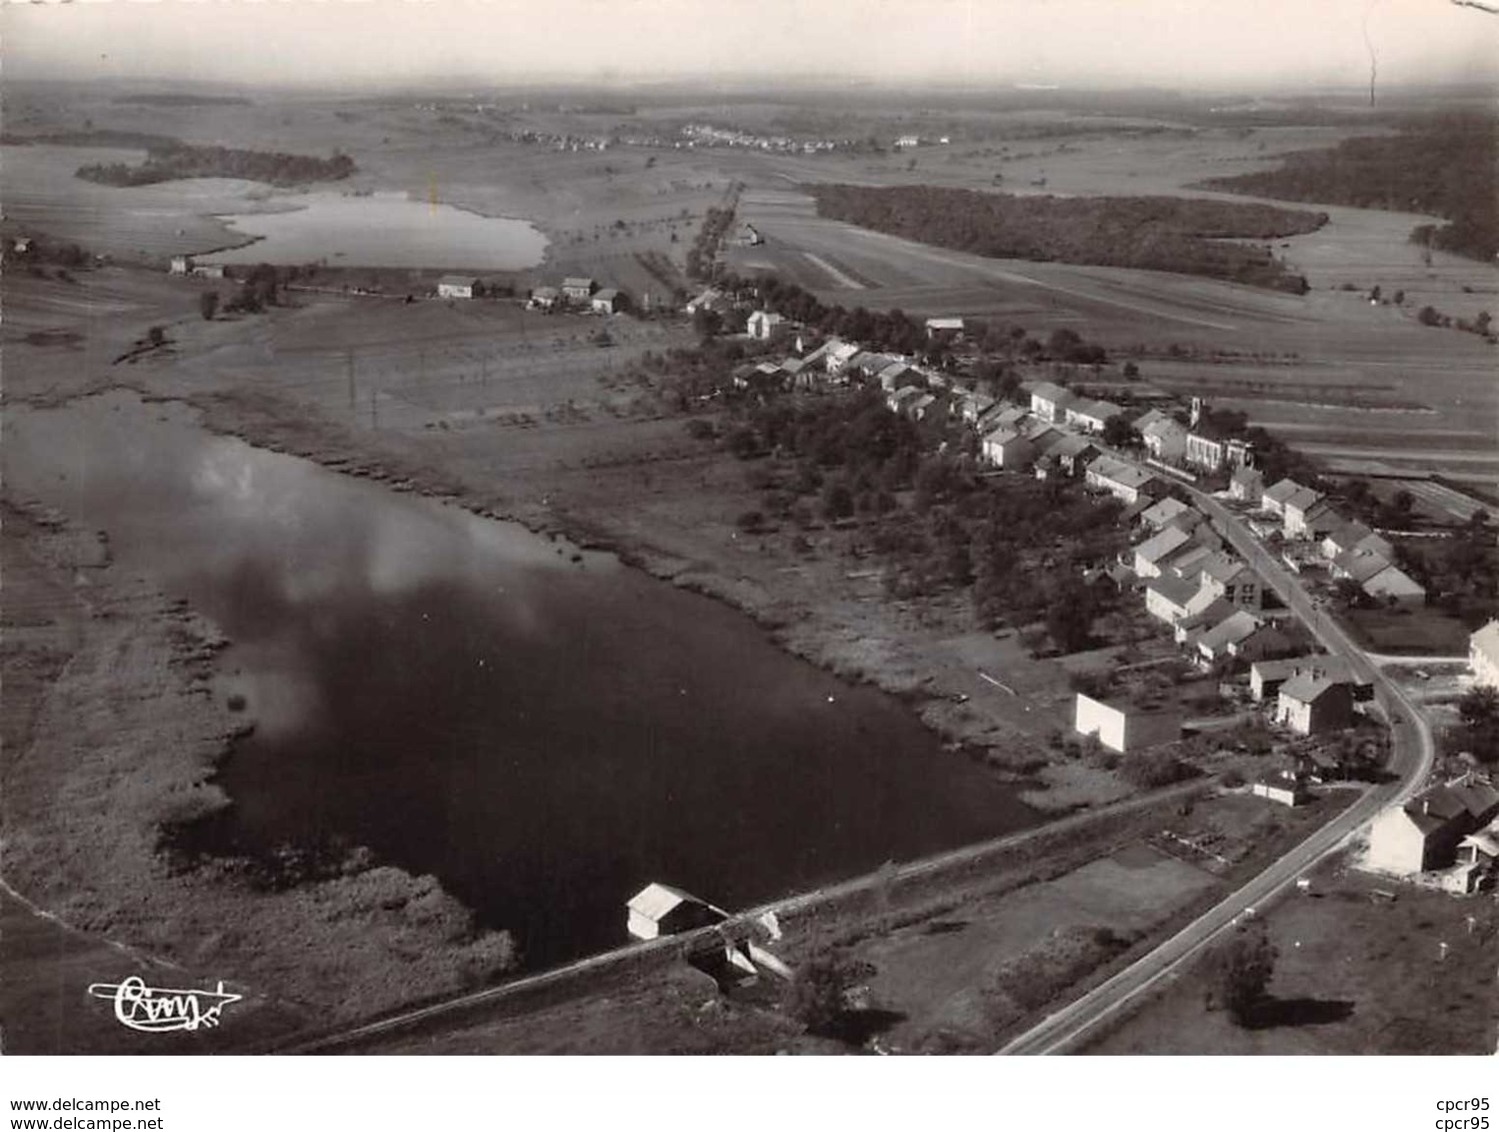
[77,144,357,188]
[807,184,1322,293]
[1201,113,1498,263]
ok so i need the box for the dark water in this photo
[6,394,1037,967]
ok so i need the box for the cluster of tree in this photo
[1445,686,1499,766]
[683,204,737,281]
[77,144,356,188]
[1202,113,1497,262]
[807,184,1321,293]
[1416,304,1494,341]
[1204,919,1278,1026]
[221,263,283,314]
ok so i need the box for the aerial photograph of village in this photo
[2,0,1496,1073]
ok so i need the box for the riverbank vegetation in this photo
[807,184,1323,292]
[1200,113,1498,263]
[76,143,356,188]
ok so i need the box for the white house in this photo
[1470,620,1499,691]
[169,255,192,275]
[591,288,627,314]
[1252,768,1311,807]
[1145,574,1218,626]
[1280,486,1326,538]
[1229,466,1265,506]
[1133,525,1194,579]
[626,883,727,941]
[1029,382,1075,424]
[1260,478,1303,518]
[562,276,596,301]
[1140,497,1197,531]
[1065,398,1124,434]
[1074,693,1182,754]
[1365,777,1499,878]
[746,310,786,340]
[437,275,481,299]
[1276,672,1354,735]
[981,426,1035,470]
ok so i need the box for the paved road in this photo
[998,489,1437,1055]
[271,778,1209,1054]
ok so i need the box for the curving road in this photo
[998,487,1437,1055]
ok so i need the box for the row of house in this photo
[1248,475,1426,608]
[526,276,630,314]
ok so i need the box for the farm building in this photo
[590,288,628,315]
[528,286,560,310]
[1471,620,1499,691]
[1365,776,1499,882]
[735,223,763,246]
[1074,693,1183,755]
[562,276,596,301]
[1276,672,1354,735]
[436,275,481,299]
[626,883,727,941]
[169,255,191,275]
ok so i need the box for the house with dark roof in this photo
[1276,671,1354,735]
[1086,456,1157,505]
[1042,433,1102,477]
[1366,777,1499,878]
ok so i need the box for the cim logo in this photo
[87,976,242,1033]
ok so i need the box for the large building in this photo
[1276,671,1354,735]
[1074,694,1183,754]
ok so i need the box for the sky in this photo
[3,0,1495,91]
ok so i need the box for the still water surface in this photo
[204,191,548,270]
[6,394,1037,966]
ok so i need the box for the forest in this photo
[76,143,357,188]
[807,184,1323,292]
[1200,114,1498,262]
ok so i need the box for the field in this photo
[1085,860,1499,1055]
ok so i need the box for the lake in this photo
[203,192,548,271]
[5,394,1037,968]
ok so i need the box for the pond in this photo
[202,191,548,271]
[5,394,1038,968]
